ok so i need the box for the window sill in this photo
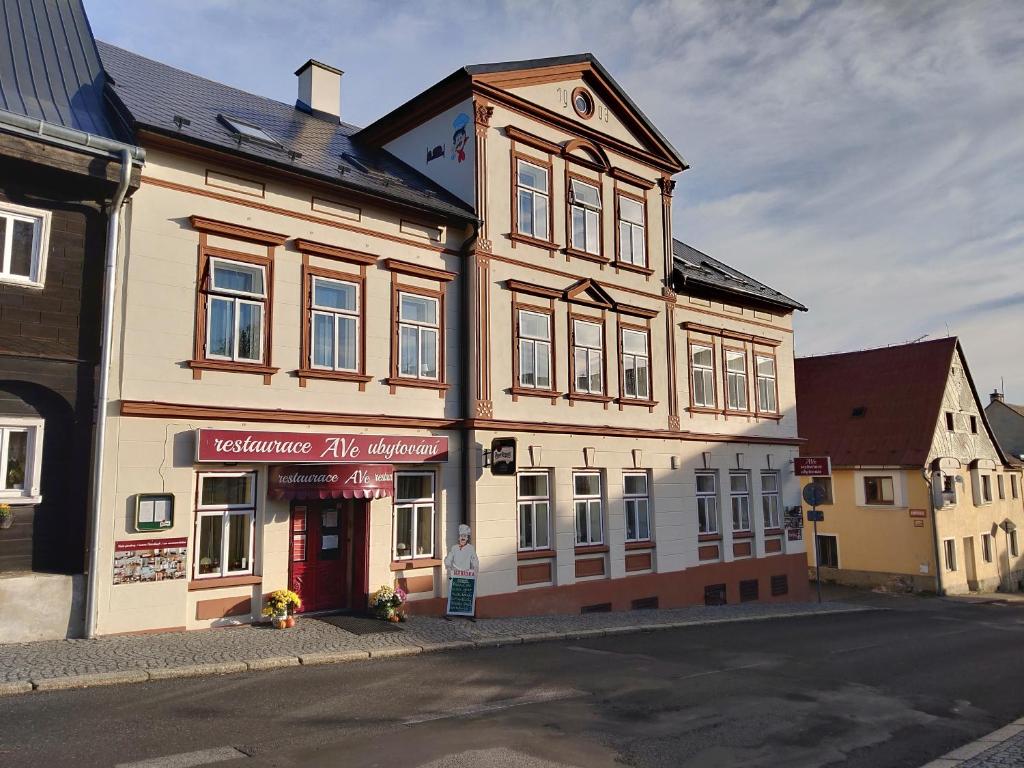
[188,359,279,382]
[624,541,654,551]
[385,377,450,392]
[567,393,613,404]
[0,276,44,290]
[687,406,723,415]
[296,369,373,385]
[508,232,560,251]
[764,528,784,536]
[518,549,557,561]
[511,386,562,400]
[724,409,755,417]
[188,574,262,591]
[390,557,442,571]
[0,495,42,506]
[698,533,721,542]
[754,411,783,421]
[613,260,654,277]
[732,531,754,539]
[563,247,608,264]
[574,544,609,556]
[616,397,659,408]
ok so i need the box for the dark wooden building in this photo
[0,0,141,598]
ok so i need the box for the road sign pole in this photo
[813,509,821,603]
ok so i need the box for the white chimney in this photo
[295,59,343,121]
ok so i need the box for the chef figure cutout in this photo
[444,524,479,617]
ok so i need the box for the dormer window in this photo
[219,115,281,147]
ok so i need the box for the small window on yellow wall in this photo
[864,476,894,505]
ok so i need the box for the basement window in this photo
[218,115,282,147]
[851,406,867,418]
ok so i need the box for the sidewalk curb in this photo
[2,605,874,698]
[920,717,1024,767]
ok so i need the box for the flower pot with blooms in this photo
[370,584,407,621]
[262,589,301,629]
[0,505,12,530]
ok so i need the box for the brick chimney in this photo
[295,59,343,121]
[991,389,1005,404]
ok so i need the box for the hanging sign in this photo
[490,437,517,476]
[446,570,477,616]
[268,464,394,500]
[196,429,448,464]
[794,457,831,476]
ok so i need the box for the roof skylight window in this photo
[218,114,281,147]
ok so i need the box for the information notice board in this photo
[446,569,477,616]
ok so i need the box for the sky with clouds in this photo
[85,0,1024,398]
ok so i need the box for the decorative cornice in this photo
[382,258,457,282]
[293,238,377,265]
[189,215,287,246]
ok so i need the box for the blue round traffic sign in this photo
[802,482,828,507]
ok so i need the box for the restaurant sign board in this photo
[196,429,448,464]
[794,457,831,477]
[268,464,394,500]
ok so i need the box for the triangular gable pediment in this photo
[565,278,615,309]
[471,57,686,173]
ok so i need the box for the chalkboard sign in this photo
[446,574,477,616]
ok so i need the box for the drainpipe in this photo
[84,149,133,639]
[460,220,481,528]
[922,467,945,596]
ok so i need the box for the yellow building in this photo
[794,338,1024,595]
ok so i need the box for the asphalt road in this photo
[2,592,1024,768]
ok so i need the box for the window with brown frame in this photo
[570,316,605,395]
[568,176,602,257]
[384,259,454,393]
[515,157,551,242]
[616,192,646,268]
[619,325,651,401]
[196,250,272,370]
[724,348,749,411]
[755,354,778,413]
[515,306,554,391]
[690,343,716,408]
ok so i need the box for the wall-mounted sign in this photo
[909,509,927,519]
[787,528,803,541]
[196,429,448,464]
[134,493,174,531]
[113,537,188,585]
[784,507,804,529]
[490,437,517,476]
[795,457,831,476]
[268,464,394,500]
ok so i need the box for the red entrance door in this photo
[289,500,369,613]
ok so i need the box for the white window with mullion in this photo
[573,471,604,545]
[691,344,715,408]
[517,159,549,241]
[195,471,257,579]
[730,473,751,532]
[393,472,435,560]
[569,178,601,256]
[572,319,603,395]
[517,309,552,390]
[617,195,645,267]
[398,292,440,380]
[621,328,650,400]
[0,203,50,286]
[755,355,777,413]
[0,419,44,502]
[517,472,551,551]
[696,472,719,535]
[624,472,651,543]
[761,472,781,530]
[725,350,748,411]
[206,257,266,363]
[310,276,359,372]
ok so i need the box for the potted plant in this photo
[0,504,12,530]
[370,584,407,622]
[262,589,301,629]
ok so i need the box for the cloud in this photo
[84,0,1024,397]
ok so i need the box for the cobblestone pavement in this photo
[0,600,864,689]
[924,720,1024,767]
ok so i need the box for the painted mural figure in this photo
[444,523,479,576]
[451,113,470,163]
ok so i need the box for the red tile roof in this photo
[794,338,957,468]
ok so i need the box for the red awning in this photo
[268,464,394,501]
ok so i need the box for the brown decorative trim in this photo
[490,252,662,303]
[575,556,606,578]
[733,541,753,557]
[511,386,562,401]
[616,398,658,408]
[390,558,443,572]
[397,574,434,594]
[508,232,560,252]
[681,321,782,348]
[615,261,655,277]
[698,533,722,542]
[505,125,561,155]
[518,561,553,586]
[311,196,361,222]
[625,552,652,572]
[296,369,373,385]
[764,528,783,537]
[564,246,609,264]
[382,258,457,283]
[565,279,615,308]
[205,169,265,198]
[188,575,262,591]
[463,417,804,445]
[765,538,783,553]
[187,360,280,378]
[293,238,378,265]
[507,279,562,299]
[698,545,720,561]
[120,400,459,430]
[571,86,595,120]
[189,215,287,245]
[666,303,679,426]
[732,530,754,539]
[298,259,368,389]
[677,306,792,334]
[616,302,659,320]
[142,174,460,256]
[624,541,655,551]
[609,167,656,190]
[517,549,557,561]
[384,377,452,392]
[574,544,610,556]
[195,595,252,620]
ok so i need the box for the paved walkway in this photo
[923,719,1024,767]
[0,600,865,695]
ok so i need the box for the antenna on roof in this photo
[910,334,929,343]
[172,115,191,131]
[287,150,303,162]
